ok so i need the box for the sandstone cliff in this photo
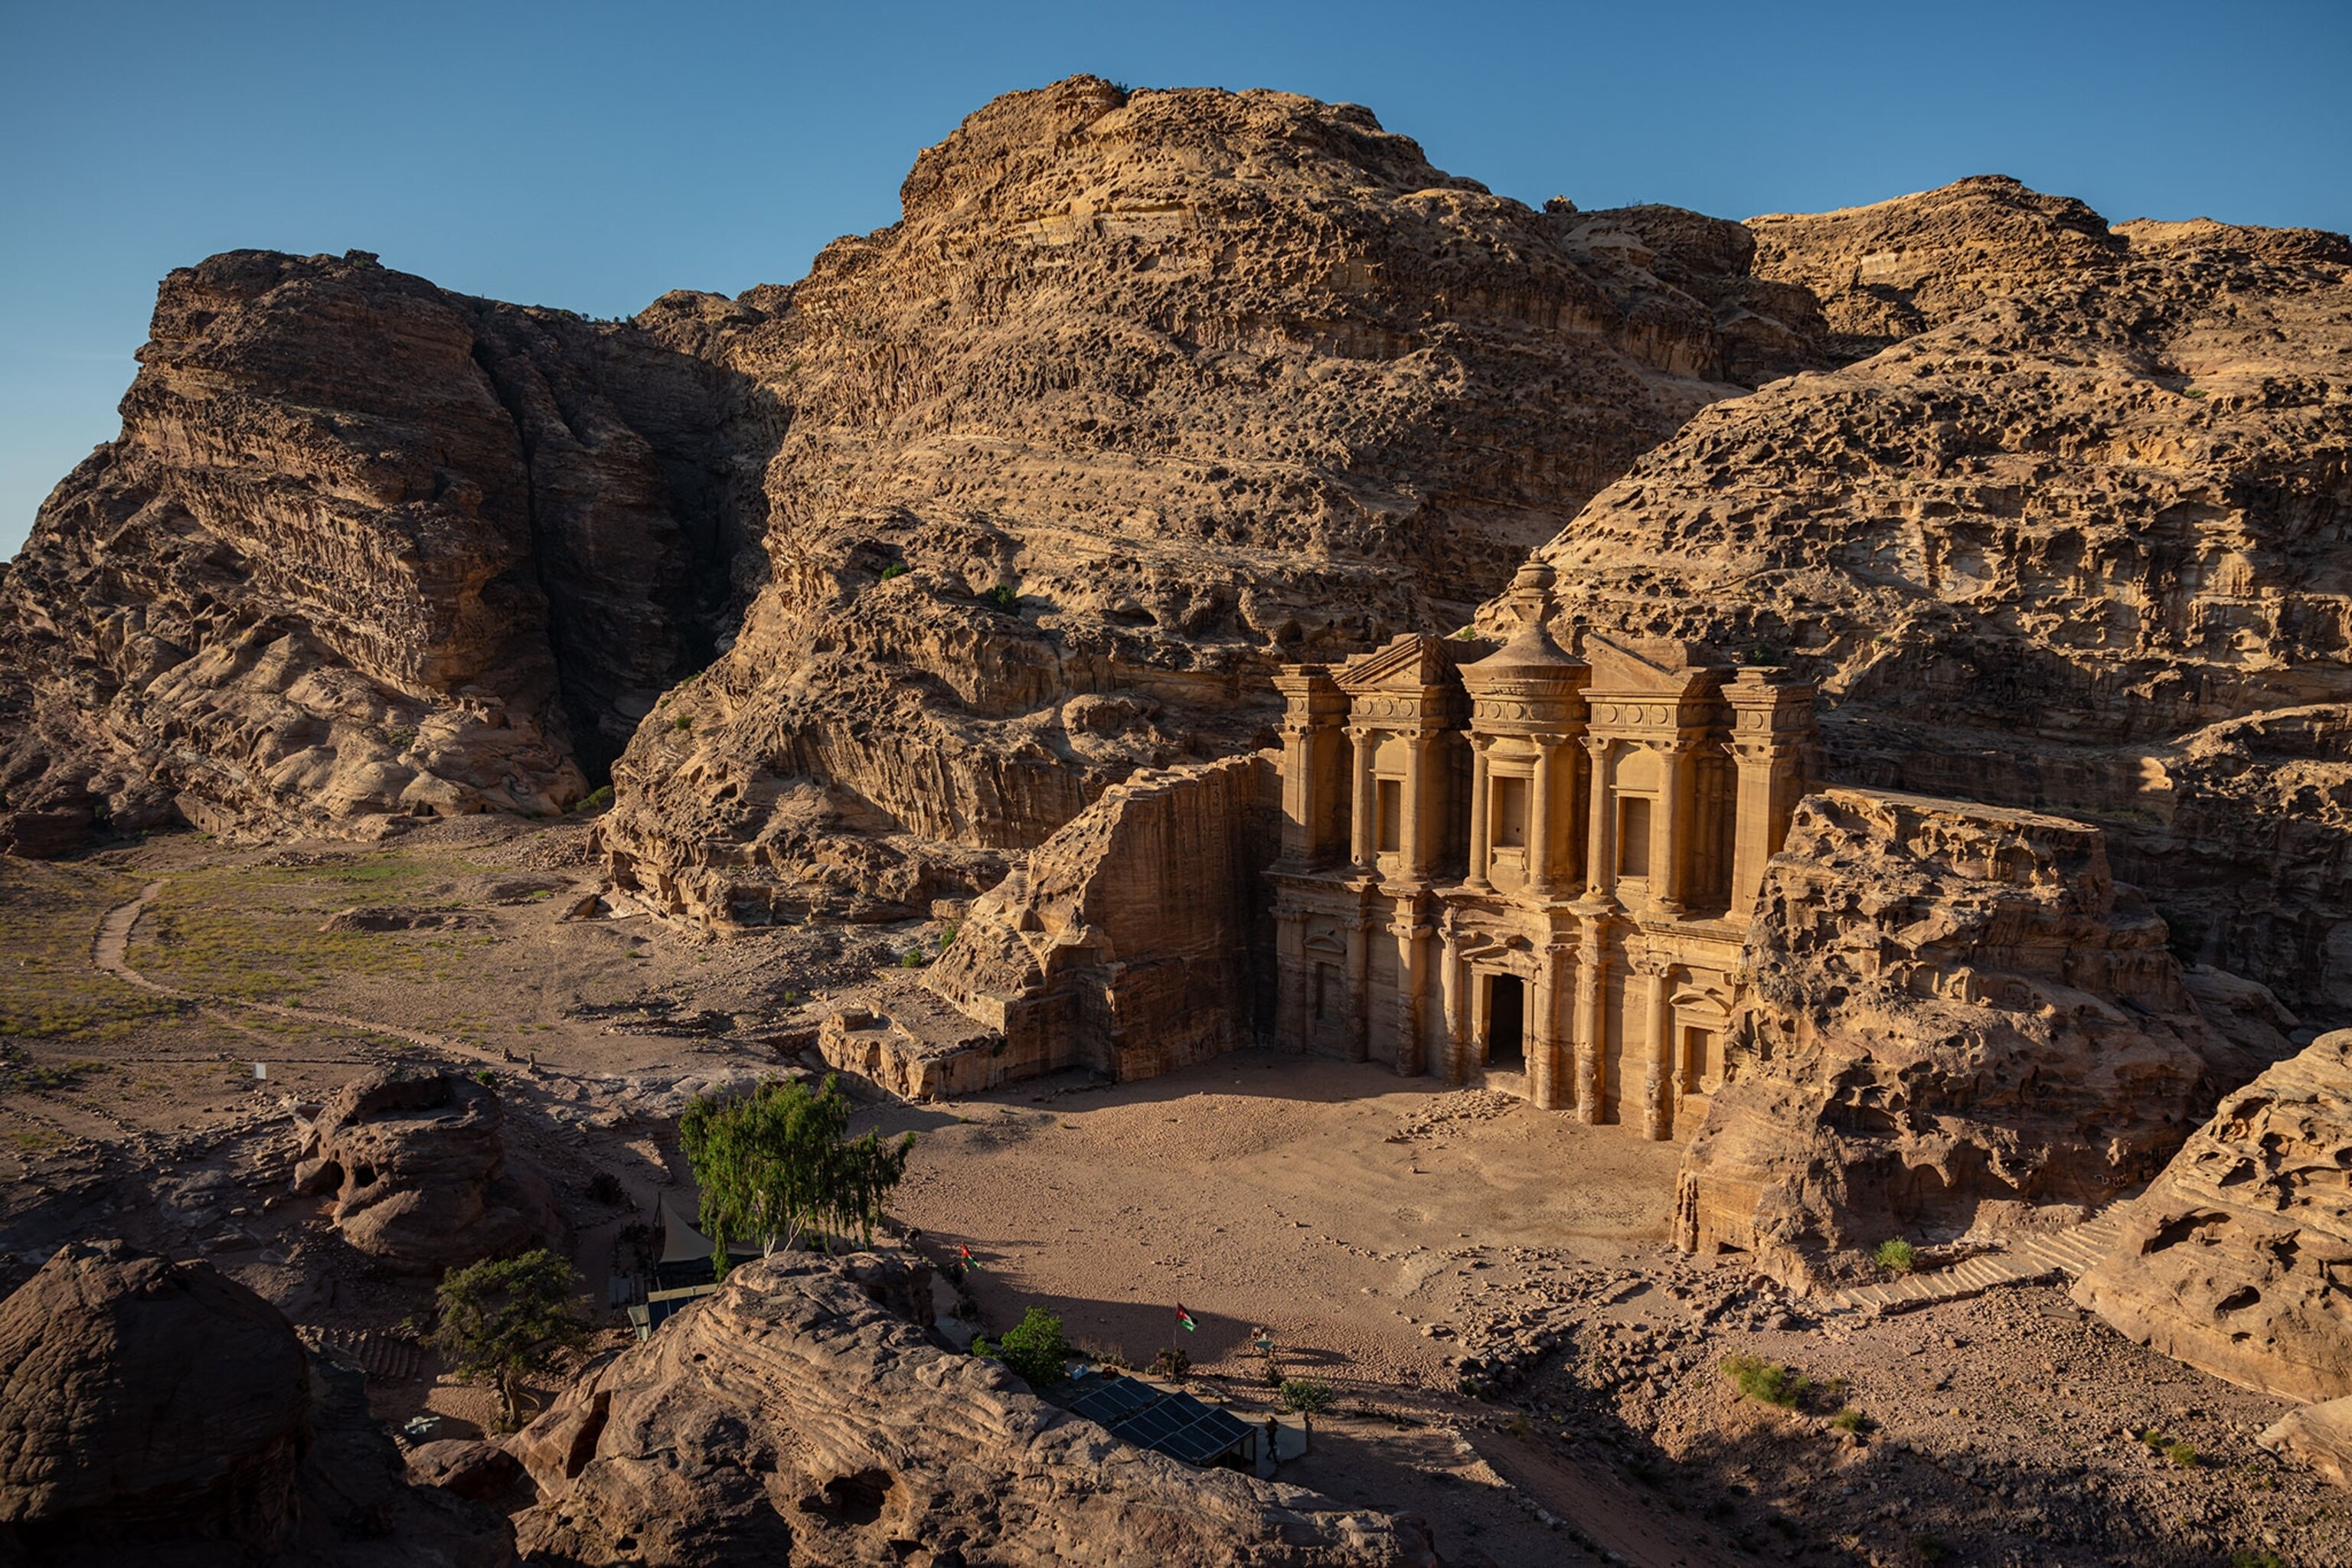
[2073,1028,2352,1404]
[1675,787,2239,1289]
[1523,175,2352,1014]
[596,76,1817,926]
[512,1251,1435,1566]
[0,248,763,855]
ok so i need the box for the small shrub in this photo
[1874,1239,1919,1276]
[1505,1411,1533,1439]
[2231,1550,2287,1568]
[939,923,958,948]
[1722,1354,1811,1408]
[879,563,909,582]
[1910,1534,1951,1564]
[1077,1339,1128,1371]
[2167,1441,2198,1468]
[1830,1407,1875,1436]
[900,949,927,969]
[1279,1378,1334,1450]
[574,785,615,813]
[473,1067,497,1088]
[985,583,1018,609]
[671,716,692,733]
[973,1306,1072,1390]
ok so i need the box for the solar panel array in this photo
[1068,1375,1157,1426]
[1064,1374,1255,1468]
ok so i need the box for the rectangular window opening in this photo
[1491,775,1528,850]
[1376,779,1403,853]
[1618,796,1652,878]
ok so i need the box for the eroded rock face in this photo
[0,247,760,854]
[1675,788,2242,1289]
[512,1252,1433,1567]
[292,1066,560,1276]
[0,1239,310,1547]
[917,750,1280,1087]
[2073,1029,2352,1403]
[1528,175,2352,1012]
[597,76,1818,928]
[0,1240,512,1567]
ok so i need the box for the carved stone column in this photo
[1439,923,1469,1080]
[1343,913,1372,1063]
[1400,730,1439,882]
[1583,736,1613,899]
[1348,725,1379,874]
[1642,956,1675,1141]
[1573,923,1608,1123]
[1465,737,1493,890]
[1392,901,1432,1077]
[1529,733,1566,894]
[1654,741,1690,916]
[1530,945,1569,1111]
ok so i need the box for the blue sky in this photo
[4,0,2347,557]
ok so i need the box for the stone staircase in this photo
[1832,1205,2135,1315]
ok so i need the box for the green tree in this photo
[679,1075,916,1269]
[973,1306,1072,1390]
[427,1250,592,1429]
[1279,1377,1334,1452]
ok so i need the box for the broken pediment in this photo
[1582,630,1733,699]
[1334,633,1468,697]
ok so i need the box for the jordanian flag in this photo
[959,1244,975,1267]
[1176,1303,1197,1333]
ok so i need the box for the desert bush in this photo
[1830,1407,1875,1435]
[879,563,908,581]
[1909,1534,1951,1563]
[2167,1441,2198,1468]
[973,1307,1072,1390]
[985,583,1018,609]
[900,949,927,969]
[574,785,615,813]
[1721,1354,1811,1408]
[1152,1345,1191,1380]
[1873,1239,1919,1276]
[1279,1377,1334,1451]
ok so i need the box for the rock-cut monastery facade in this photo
[1268,562,1815,1138]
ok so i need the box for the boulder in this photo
[2261,1398,2352,1488]
[1675,789,2233,1288]
[512,1252,1434,1567]
[0,1239,310,1547]
[405,1439,527,1503]
[292,1066,560,1276]
[2073,1030,2352,1403]
[0,1240,513,1566]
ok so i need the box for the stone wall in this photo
[919,751,1281,1088]
[1674,787,2249,1289]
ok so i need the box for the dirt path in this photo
[90,879,493,1066]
